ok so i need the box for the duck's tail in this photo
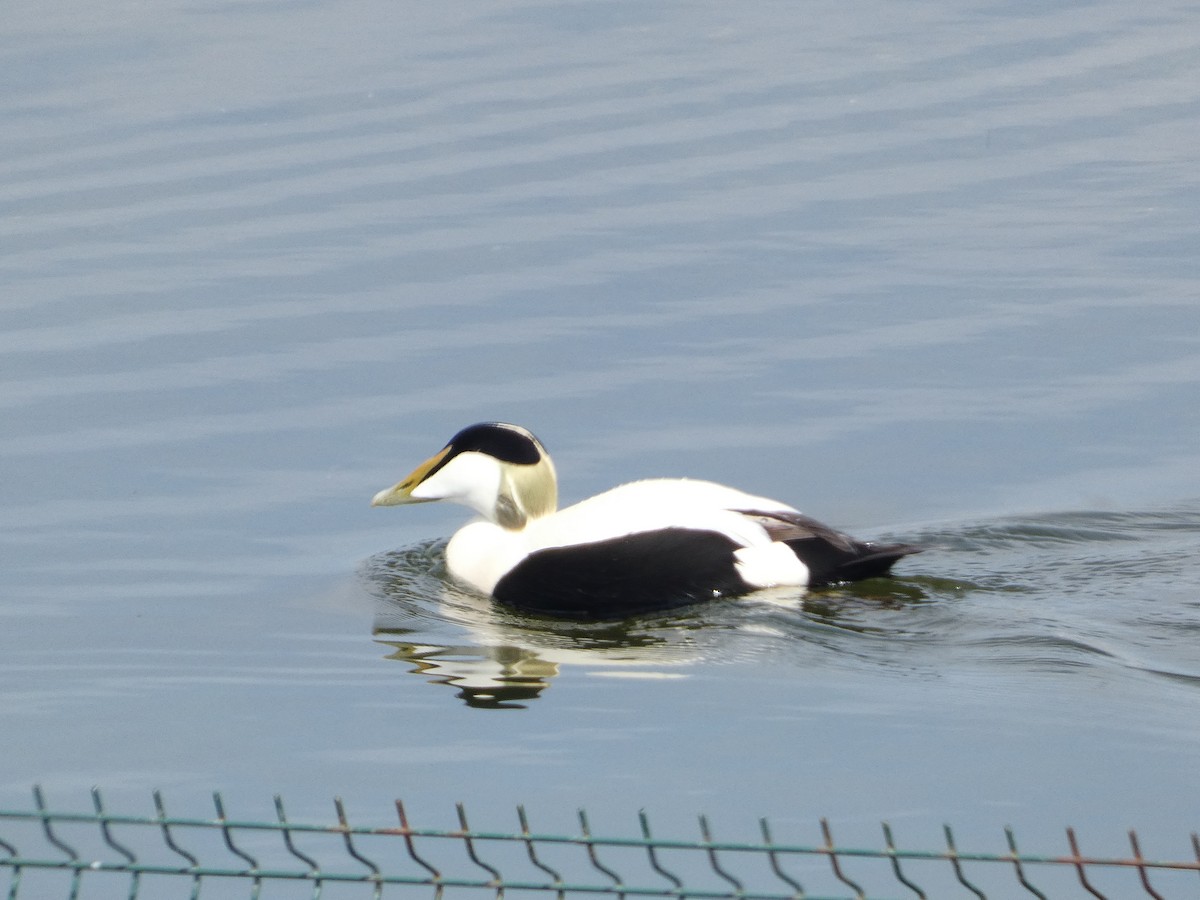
[794,538,923,587]
[743,509,922,588]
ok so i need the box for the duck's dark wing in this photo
[492,528,748,620]
[739,510,923,588]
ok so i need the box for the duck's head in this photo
[371,422,558,529]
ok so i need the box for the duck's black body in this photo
[492,528,749,618]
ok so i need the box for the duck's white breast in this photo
[445,519,526,595]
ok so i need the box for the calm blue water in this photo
[3,0,1200,890]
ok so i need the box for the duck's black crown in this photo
[446,422,543,466]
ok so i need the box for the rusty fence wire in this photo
[2,786,1198,900]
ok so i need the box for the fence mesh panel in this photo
[2,787,1198,899]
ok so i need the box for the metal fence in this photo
[2,787,1198,899]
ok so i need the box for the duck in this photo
[371,422,921,620]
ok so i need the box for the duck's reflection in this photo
[363,540,937,708]
[371,618,700,709]
[373,635,561,708]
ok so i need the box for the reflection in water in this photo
[374,637,560,709]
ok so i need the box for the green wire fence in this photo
[2,787,1198,899]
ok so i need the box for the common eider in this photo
[371,422,920,619]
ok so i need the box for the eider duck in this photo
[372,423,920,619]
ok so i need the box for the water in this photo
[3,0,1200,878]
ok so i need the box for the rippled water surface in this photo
[3,0,1200,872]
